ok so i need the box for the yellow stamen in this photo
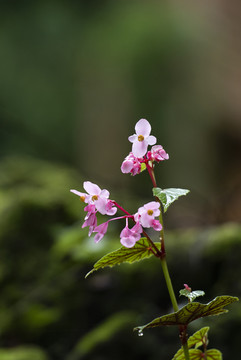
[80,196,85,202]
[138,135,144,142]
[147,209,153,216]
[92,195,98,201]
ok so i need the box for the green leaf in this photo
[173,327,209,359]
[134,296,238,331]
[85,238,160,277]
[153,187,190,212]
[179,289,205,302]
[173,349,203,360]
[206,349,222,359]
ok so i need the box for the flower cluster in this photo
[71,181,162,248]
[70,118,166,248]
[121,118,169,176]
[70,181,117,238]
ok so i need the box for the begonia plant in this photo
[70,118,238,359]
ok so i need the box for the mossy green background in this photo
[0,1,241,359]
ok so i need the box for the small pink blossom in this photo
[135,201,162,230]
[120,221,143,248]
[152,219,163,231]
[147,145,169,162]
[82,211,97,236]
[121,152,142,176]
[83,181,110,215]
[94,222,109,243]
[71,181,117,216]
[184,284,192,292]
[128,119,156,158]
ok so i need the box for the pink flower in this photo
[121,152,142,176]
[83,181,110,215]
[71,181,117,216]
[135,201,162,230]
[147,145,169,162]
[120,221,143,248]
[105,200,118,216]
[128,119,156,158]
[93,222,109,243]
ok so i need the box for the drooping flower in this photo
[93,221,109,243]
[121,152,142,176]
[82,205,97,236]
[128,119,156,157]
[135,201,162,230]
[120,220,143,248]
[147,145,169,162]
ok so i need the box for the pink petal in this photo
[120,236,136,248]
[131,222,143,234]
[128,134,137,143]
[120,226,132,238]
[83,181,101,195]
[132,140,148,157]
[147,135,157,146]
[94,233,105,243]
[137,206,145,216]
[140,212,153,228]
[152,220,162,231]
[95,197,108,215]
[70,189,85,197]
[106,206,117,216]
[134,213,140,222]
[84,204,96,214]
[121,160,133,173]
[135,119,151,136]
[94,222,109,241]
[152,145,163,151]
[100,189,110,198]
[144,201,160,210]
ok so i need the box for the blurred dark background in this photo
[0,1,241,359]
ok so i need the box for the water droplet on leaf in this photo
[138,329,144,337]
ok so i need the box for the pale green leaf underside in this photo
[179,289,205,302]
[153,187,190,212]
[134,296,238,331]
[86,238,161,278]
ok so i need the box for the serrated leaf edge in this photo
[85,238,161,278]
[134,296,239,332]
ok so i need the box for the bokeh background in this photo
[0,1,241,359]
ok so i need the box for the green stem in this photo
[147,166,189,360]
[182,341,190,360]
[160,256,179,312]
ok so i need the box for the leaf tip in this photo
[85,269,94,278]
